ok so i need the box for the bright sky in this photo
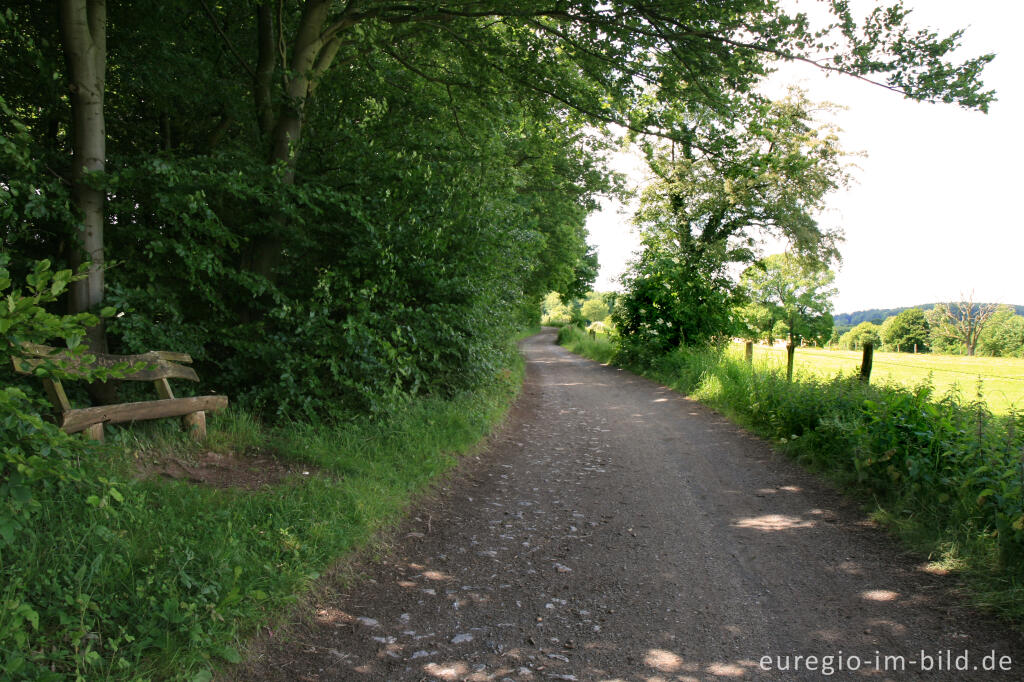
[587,0,1023,314]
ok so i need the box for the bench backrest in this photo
[11,343,200,382]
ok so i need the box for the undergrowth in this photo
[558,326,1024,624]
[2,355,524,680]
[556,325,615,364]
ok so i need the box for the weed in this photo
[561,335,1024,625]
[0,354,524,680]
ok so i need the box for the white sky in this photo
[586,0,1023,314]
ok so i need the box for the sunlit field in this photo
[735,343,1024,414]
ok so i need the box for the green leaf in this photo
[9,486,31,504]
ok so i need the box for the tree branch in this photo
[197,0,258,81]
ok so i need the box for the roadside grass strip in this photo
[0,357,523,680]
[558,326,1024,626]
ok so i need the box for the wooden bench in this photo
[11,344,228,442]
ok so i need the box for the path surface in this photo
[239,329,1022,680]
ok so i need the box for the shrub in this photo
[561,330,1024,590]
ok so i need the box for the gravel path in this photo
[239,329,1023,680]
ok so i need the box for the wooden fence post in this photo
[744,341,753,365]
[786,342,795,382]
[860,342,874,383]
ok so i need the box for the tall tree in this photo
[740,253,837,349]
[880,307,930,352]
[977,306,1024,357]
[59,0,107,351]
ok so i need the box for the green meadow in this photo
[741,344,1024,414]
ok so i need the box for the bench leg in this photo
[83,423,105,442]
[183,411,207,441]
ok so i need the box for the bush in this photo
[646,348,1024,567]
[560,330,1024,612]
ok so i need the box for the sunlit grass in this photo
[560,334,1024,625]
[737,343,1024,414]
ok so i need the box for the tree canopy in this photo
[880,308,930,353]
[0,0,995,415]
[740,253,837,347]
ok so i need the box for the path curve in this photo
[239,328,1022,680]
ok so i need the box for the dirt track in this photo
[238,328,1023,680]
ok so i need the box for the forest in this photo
[2,1,994,420]
[0,1,1002,678]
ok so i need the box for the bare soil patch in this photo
[137,450,313,490]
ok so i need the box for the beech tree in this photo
[58,0,107,349]
[108,1,999,283]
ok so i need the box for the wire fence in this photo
[752,346,1024,382]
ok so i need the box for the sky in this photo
[586,0,1023,314]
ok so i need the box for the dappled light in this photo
[753,486,803,496]
[733,514,816,531]
[707,661,755,677]
[423,661,469,679]
[861,589,900,602]
[835,560,864,575]
[865,618,909,636]
[314,606,352,626]
[645,647,684,671]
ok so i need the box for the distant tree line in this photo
[834,304,1024,328]
[833,299,1024,357]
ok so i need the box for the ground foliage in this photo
[561,326,1024,622]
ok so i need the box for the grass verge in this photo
[557,326,1024,626]
[556,325,615,364]
[1,353,525,681]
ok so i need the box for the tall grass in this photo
[556,325,616,364]
[561,335,1024,623]
[1,356,524,680]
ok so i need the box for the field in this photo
[739,343,1024,414]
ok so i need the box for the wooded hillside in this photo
[835,304,1024,327]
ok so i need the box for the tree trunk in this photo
[254,2,277,138]
[60,0,107,351]
[61,0,117,404]
[247,0,343,280]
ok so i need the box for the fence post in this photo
[860,342,874,383]
[745,341,753,365]
[786,342,795,382]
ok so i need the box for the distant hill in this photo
[834,303,1024,327]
